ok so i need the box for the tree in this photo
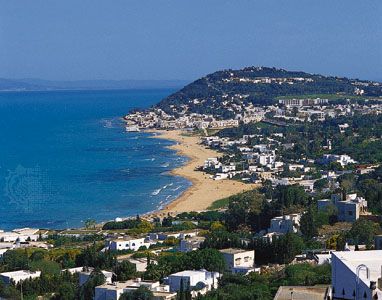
[210,221,226,232]
[113,261,136,281]
[314,178,329,190]
[347,219,380,248]
[79,270,106,300]
[225,190,264,231]
[300,207,318,240]
[52,282,76,300]
[1,249,29,271]
[273,233,305,264]
[85,219,97,229]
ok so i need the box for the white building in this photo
[203,158,220,170]
[94,279,176,300]
[220,164,236,173]
[331,250,382,300]
[268,214,301,234]
[179,236,205,253]
[0,228,39,243]
[220,248,257,275]
[149,230,199,242]
[320,154,356,167]
[0,248,8,259]
[107,237,149,251]
[166,270,220,297]
[257,153,276,166]
[0,270,41,285]
[317,193,367,223]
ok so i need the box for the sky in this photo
[0,0,381,81]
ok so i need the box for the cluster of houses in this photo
[3,224,382,299]
[0,228,51,259]
[199,131,361,195]
[222,75,314,85]
[123,80,382,131]
[0,191,378,300]
[0,229,256,299]
[124,108,261,131]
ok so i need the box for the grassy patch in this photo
[208,197,230,210]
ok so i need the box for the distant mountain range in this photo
[0,78,189,91]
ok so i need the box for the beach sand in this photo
[147,130,258,217]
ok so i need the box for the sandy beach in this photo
[147,130,258,217]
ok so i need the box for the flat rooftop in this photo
[169,270,210,277]
[0,270,40,277]
[219,248,253,255]
[96,280,160,290]
[332,250,382,285]
[274,285,329,300]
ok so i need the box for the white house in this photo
[257,153,276,166]
[166,270,220,297]
[203,158,220,170]
[220,248,257,275]
[319,154,356,167]
[0,270,41,285]
[0,228,39,243]
[107,237,149,251]
[179,236,205,253]
[331,250,382,300]
[268,214,301,234]
[0,248,8,259]
[317,193,367,223]
[220,164,236,173]
[94,279,176,300]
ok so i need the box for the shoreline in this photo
[144,129,259,218]
[2,129,257,231]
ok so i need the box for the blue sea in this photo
[0,89,191,230]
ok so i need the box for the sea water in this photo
[0,89,191,230]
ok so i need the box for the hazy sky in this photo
[0,0,381,81]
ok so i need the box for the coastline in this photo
[145,129,259,218]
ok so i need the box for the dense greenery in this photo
[144,249,225,281]
[219,114,382,164]
[198,263,331,300]
[0,244,137,299]
[223,185,309,232]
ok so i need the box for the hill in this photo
[155,67,382,117]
